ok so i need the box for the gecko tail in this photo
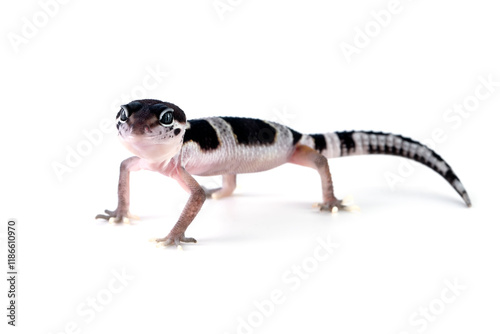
[300,130,471,207]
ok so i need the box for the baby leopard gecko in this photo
[96,99,471,247]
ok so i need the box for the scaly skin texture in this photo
[96,99,471,247]
[95,157,140,223]
[155,166,206,245]
[96,156,206,246]
[289,145,343,211]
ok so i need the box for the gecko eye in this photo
[118,106,129,123]
[159,108,174,127]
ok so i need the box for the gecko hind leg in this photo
[289,145,356,213]
[203,174,237,199]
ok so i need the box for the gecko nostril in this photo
[129,123,153,135]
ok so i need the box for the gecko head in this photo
[116,99,187,162]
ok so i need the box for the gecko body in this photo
[96,99,471,246]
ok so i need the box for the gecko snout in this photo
[130,122,154,136]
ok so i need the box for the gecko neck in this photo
[119,136,182,172]
[139,156,179,174]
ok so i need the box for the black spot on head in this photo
[183,119,220,151]
[174,128,181,136]
[310,134,327,153]
[221,117,277,145]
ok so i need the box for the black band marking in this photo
[183,119,220,151]
[358,131,456,180]
[289,128,303,145]
[336,131,356,156]
[331,129,469,206]
[311,134,327,153]
[221,117,277,145]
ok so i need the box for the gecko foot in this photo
[313,196,360,213]
[154,232,197,247]
[202,186,233,200]
[202,186,220,199]
[95,209,140,224]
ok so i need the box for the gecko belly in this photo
[180,141,294,176]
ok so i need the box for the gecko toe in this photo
[316,197,359,214]
[154,233,197,248]
[181,237,197,243]
[95,209,139,223]
[155,237,169,243]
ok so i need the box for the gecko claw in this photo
[155,232,197,248]
[95,209,139,223]
[315,197,359,213]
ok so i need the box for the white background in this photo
[1,0,499,333]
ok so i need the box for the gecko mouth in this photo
[118,123,182,145]
[120,132,172,144]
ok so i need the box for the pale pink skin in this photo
[95,115,209,246]
[95,117,340,246]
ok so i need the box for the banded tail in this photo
[298,130,471,207]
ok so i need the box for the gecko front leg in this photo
[95,156,141,223]
[155,166,206,246]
